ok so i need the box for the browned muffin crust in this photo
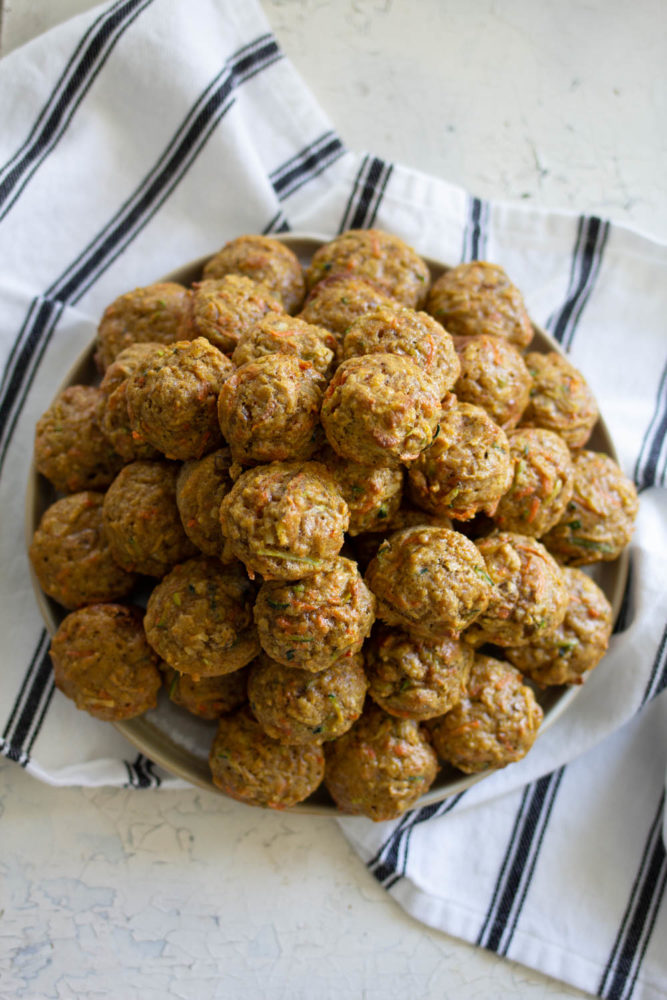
[176,448,235,560]
[189,275,284,354]
[253,556,375,670]
[209,705,325,808]
[248,651,368,744]
[365,626,474,720]
[203,235,306,313]
[35,385,124,494]
[426,261,533,348]
[505,567,612,686]
[164,665,249,719]
[96,282,193,370]
[408,398,512,521]
[232,313,337,377]
[343,305,460,397]
[102,461,198,577]
[316,443,404,536]
[426,653,543,773]
[493,427,574,538]
[30,492,136,610]
[454,334,531,429]
[220,461,349,581]
[217,354,324,465]
[126,337,232,461]
[306,229,431,309]
[50,603,161,721]
[542,450,638,565]
[324,703,438,820]
[520,351,599,448]
[366,526,493,638]
[298,274,399,344]
[321,354,441,467]
[465,532,568,647]
[99,343,162,461]
[144,556,259,678]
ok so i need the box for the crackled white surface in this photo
[1,1,663,998]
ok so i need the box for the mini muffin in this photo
[353,508,455,573]
[365,626,474,720]
[506,567,613,686]
[29,492,137,610]
[164,665,249,720]
[306,229,431,309]
[366,526,493,638]
[35,385,124,493]
[50,603,161,720]
[248,652,368,744]
[521,351,599,448]
[189,275,284,354]
[298,274,399,343]
[323,703,438,821]
[220,461,349,580]
[203,234,306,313]
[144,557,259,677]
[217,355,324,465]
[126,337,232,461]
[342,305,460,397]
[352,507,454,571]
[542,450,639,564]
[253,557,375,670]
[321,354,441,467]
[494,427,574,537]
[232,313,338,377]
[102,461,198,577]
[426,653,543,774]
[426,262,533,348]
[465,532,568,647]
[407,398,512,521]
[454,334,531,429]
[176,448,235,560]
[317,444,404,535]
[209,705,325,808]
[96,282,193,370]
[99,343,161,461]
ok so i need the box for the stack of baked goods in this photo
[28,230,638,819]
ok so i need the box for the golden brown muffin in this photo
[324,703,438,820]
[50,604,161,720]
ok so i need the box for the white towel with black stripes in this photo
[0,2,665,998]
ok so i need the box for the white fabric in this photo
[0,2,665,998]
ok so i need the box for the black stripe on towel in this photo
[1,629,54,767]
[477,768,564,955]
[0,0,155,222]
[599,793,667,1000]
[369,793,466,887]
[269,130,345,201]
[263,210,289,234]
[634,355,667,492]
[0,34,281,476]
[125,753,161,789]
[547,215,610,351]
[640,622,667,707]
[461,196,489,262]
[338,155,393,234]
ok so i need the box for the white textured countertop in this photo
[1,2,664,998]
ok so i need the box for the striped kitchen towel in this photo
[0,2,665,998]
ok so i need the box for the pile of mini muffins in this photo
[29,230,639,821]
